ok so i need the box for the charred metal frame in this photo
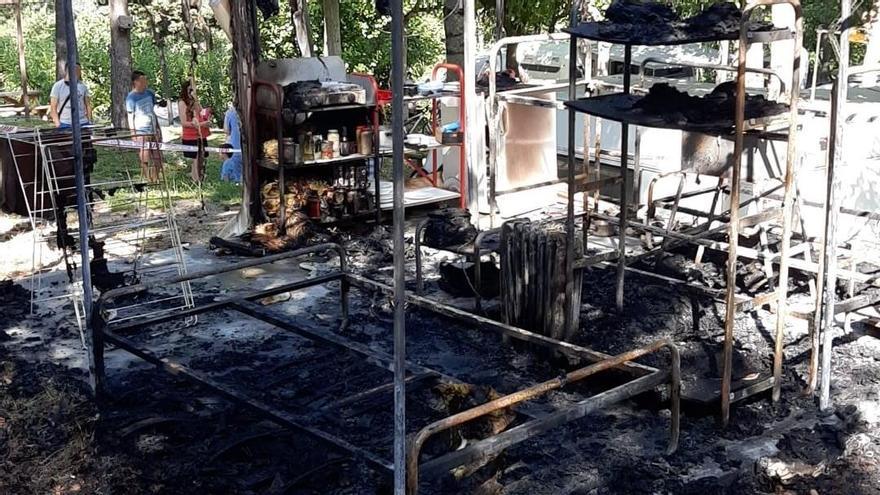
[88,244,680,492]
[405,338,680,495]
[812,25,880,409]
[485,33,593,225]
[563,0,804,424]
[72,2,680,491]
[413,218,499,312]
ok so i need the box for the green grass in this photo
[0,115,241,213]
[92,131,241,213]
[0,115,53,128]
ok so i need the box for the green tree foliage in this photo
[0,5,56,99]
[0,0,867,120]
[478,0,569,35]
[0,0,231,124]
[258,0,445,85]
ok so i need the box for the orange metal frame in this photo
[431,63,466,209]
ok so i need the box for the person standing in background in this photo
[220,103,242,183]
[126,70,162,183]
[178,79,211,182]
[49,63,93,128]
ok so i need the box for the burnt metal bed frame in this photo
[90,243,679,493]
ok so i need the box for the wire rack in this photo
[5,126,194,344]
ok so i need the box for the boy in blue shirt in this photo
[126,70,162,182]
[220,144,242,183]
[220,105,242,183]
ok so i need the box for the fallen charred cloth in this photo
[566,82,789,135]
[90,244,679,493]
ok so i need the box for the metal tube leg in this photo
[615,44,632,312]
[820,0,850,409]
[340,278,350,331]
[771,4,804,405]
[821,85,846,410]
[88,315,106,399]
[473,242,482,313]
[806,312,821,394]
[61,0,96,396]
[722,21,750,426]
[415,220,426,295]
[390,0,408,491]
[667,343,681,455]
[563,25,578,338]
[415,246,423,294]
[633,126,642,211]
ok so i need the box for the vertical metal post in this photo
[722,15,751,427]
[820,0,850,410]
[14,0,29,117]
[615,45,632,311]
[390,0,407,492]
[772,5,802,404]
[61,0,98,394]
[632,128,641,210]
[463,0,479,223]
[563,3,578,339]
[810,30,823,101]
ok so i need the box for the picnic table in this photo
[0,90,47,118]
[0,90,40,106]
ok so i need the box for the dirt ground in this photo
[2,212,880,495]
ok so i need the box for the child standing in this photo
[126,70,162,182]
[220,104,242,183]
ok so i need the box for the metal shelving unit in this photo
[250,76,383,229]
[562,0,804,424]
[391,62,468,210]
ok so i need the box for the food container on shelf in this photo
[302,133,314,161]
[312,135,323,158]
[321,141,334,160]
[281,137,302,165]
[346,190,359,215]
[306,193,321,219]
[327,129,340,158]
[357,126,374,155]
[340,140,354,156]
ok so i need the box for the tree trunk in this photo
[443,0,464,80]
[322,0,341,56]
[54,0,67,79]
[14,0,29,117]
[148,13,174,123]
[505,44,518,71]
[290,0,313,57]
[110,0,132,128]
[229,0,259,233]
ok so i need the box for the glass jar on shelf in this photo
[327,129,340,158]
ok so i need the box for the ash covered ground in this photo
[1,218,880,495]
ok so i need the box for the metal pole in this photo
[61,0,97,393]
[616,45,631,311]
[463,0,479,221]
[722,12,751,427]
[390,0,406,491]
[820,0,850,411]
[772,4,803,404]
[810,30,823,101]
[564,3,578,340]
